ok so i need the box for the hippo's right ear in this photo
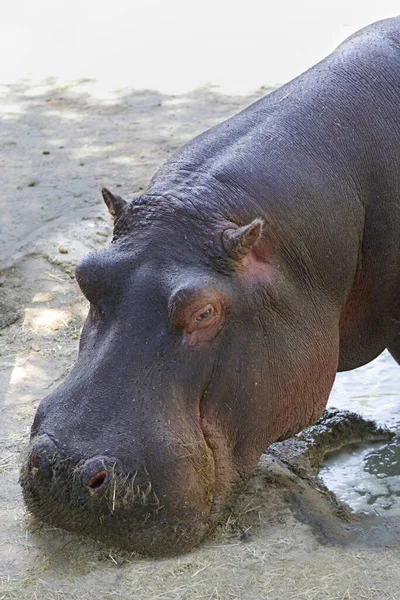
[101,188,127,223]
[222,218,264,260]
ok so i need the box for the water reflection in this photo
[320,351,400,515]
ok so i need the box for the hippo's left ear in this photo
[101,188,127,223]
[222,218,264,260]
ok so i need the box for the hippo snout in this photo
[27,438,119,497]
[21,425,219,556]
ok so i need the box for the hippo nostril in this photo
[30,434,57,478]
[80,456,118,496]
[87,471,109,491]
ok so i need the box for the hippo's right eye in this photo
[89,303,102,323]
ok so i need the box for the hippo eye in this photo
[169,289,225,342]
[191,304,216,330]
[89,303,102,323]
[195,305,213,323]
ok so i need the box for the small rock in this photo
[42,151,50,155]
[58,246,68,254]
[240,530,252,543]
[30,344,40,353]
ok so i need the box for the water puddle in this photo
[320,351,400,516]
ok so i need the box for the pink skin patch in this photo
[221,220,278,286]
[237,246,276,284]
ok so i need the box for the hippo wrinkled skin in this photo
[21,17,400,556]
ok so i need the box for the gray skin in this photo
[21,17,400,556]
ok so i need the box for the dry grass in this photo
[1,508,396,600]
[0,455,14,475]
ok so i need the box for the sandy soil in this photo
[2,78,400,600]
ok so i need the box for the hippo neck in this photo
[147,167,254,227]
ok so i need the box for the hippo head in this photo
[20,189,336,556]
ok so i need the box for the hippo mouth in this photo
[19,429,224,557]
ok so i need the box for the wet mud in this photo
[265,410,400,549]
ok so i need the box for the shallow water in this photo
[321,351,400,516]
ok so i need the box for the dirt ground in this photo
[1,78,400,600]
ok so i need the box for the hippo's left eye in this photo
[187,304,219,334]
[169,290,225,343]
[194,305,214,325]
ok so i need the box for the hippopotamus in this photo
[21,17,400,556]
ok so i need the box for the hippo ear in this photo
[101,188,127,223]
[222,218,264,260]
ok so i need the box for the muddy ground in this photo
[1,79,400,600]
